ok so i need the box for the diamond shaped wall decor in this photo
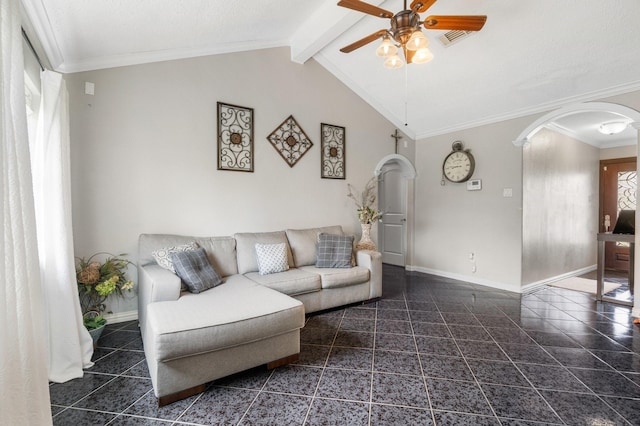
[267,115,313,168]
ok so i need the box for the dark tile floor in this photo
[50,265,640,425]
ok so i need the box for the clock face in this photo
[443,151,475,183]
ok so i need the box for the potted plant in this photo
[347,177,383,250]
[76,253,134,345]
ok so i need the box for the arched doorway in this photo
[514,102,640,311]
[375,154,417,266]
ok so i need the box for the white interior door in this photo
[379,169,406,266]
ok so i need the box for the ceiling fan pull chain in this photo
[404,63,409,126]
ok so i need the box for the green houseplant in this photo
[76,253,134,342]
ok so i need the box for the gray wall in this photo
[522,128,599,285]
[412,116,531,292]
[412,90,640,292]
[65,47,404,315]
[66,44,640,314]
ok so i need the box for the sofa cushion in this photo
[146,275,304,362]
[300,265,370,289]
[316,233,354,268]
[244,269,321,296]
[170,248,222,294]
[285,226,344,267]
[255,243,290,275]
[152,242,198,273]
[235,231,293,274]
[139,234,238,277]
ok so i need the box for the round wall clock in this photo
[442,141,475,183]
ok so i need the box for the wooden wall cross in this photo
[391,129,403,154]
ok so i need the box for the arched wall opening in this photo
[515,102,640,314]
[374,154,417,267]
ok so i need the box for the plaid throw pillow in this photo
[316,233,353,268]
[170,248,222,294]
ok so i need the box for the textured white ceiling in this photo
[21,0,640,144]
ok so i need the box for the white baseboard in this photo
[104,310,138,324]
[405,265,521,293]
[520,265,597,293]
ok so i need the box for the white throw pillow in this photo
[255,242,290,275]
[152,242,198,273]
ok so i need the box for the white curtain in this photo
[32,70,94,382]
[0,0,53,424]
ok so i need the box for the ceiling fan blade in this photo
[337,0,394,19]
[423,15,487,31]
[410,0,437,13]
[340,29,388,53]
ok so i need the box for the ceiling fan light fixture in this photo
[384,54,404,69]
[411,47,434,64]
[598,121,628,135]
[406,29,428,51]
[376,36,397,57]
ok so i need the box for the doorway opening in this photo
[375,154,417,267]
[516,102,639,304]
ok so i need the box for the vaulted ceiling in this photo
[21,0,640,144]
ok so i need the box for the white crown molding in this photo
[317,52,640,141]
[513,101,640,148]
[315,52,418,140]
[413,80,640,140]
[57,40,290,74]
[20,0,63,69]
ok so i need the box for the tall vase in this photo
[356,223,377,251]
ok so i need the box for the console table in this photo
[596,233,634,306]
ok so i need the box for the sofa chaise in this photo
[137,225,382,405]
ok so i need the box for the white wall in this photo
[412,116,532,292]
[522,128,599,285]
[600,144,636,160]
[412,91,640,293]
[66,47,399,315]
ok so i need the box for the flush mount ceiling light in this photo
[338,0,487,69]
[598,121,628,135]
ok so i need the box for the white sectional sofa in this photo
[137,225,382,405]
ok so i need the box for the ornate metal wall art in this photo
[321,123,346,179]
[267,115,313,167]
[217,102,254,172]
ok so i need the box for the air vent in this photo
[438,30,473,47]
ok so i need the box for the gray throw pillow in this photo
[170,248,222,294]
[316,233,354,268]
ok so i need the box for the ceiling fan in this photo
[338,0,487,68]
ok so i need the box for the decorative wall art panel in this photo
[267,115,313,167]
[217,102,254,172]
[320,123,346,179]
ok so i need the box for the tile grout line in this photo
[406,292,439,425]
[301,308,345,426]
